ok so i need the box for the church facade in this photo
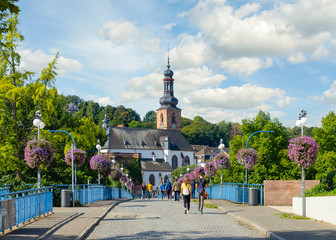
[101,60,196,188]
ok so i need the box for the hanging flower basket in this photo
[65,149,86,166]
[182,173,190,182]
[287,136,319,168]
[204,162,217,177]
[110,167,122,181]
[178,178,183,184]
[213,152,230,169]
[24,139,54,168]
[188,170,197,181]
[101,161,112,176]
[90,155,107,172]
[120,173,128,184]
[237,148,258,170]
[194,166,205,177]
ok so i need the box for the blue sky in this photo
[17,0,336,127]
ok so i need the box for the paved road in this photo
[85,199,268,240]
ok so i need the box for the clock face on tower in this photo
[172,124,176,128]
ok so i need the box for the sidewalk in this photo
[209,199,336,240]
[0,199,129,240]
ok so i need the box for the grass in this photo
[205,203,218,208]
[191,199,198,202]
[273,213,309,220]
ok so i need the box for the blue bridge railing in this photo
[0,187,53,233]
[52,184,133,205]
[205,183,264,205]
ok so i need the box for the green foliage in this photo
[172,165,196,181]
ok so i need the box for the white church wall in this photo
[142,171,172,189]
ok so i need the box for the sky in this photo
[16,0,336,127]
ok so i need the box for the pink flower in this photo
[237,148,258,170]
[287,136,319,169]
[24,139,54,168]
[65,149,86,166]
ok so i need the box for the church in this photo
[101,60,196,188]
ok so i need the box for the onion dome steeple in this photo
[159,57,179,109]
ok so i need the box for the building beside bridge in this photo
[101,59,196,188]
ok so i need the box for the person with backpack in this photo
[172,179,181,201]
[181,177,191,214]
[165,179,172,199]
[196,172,207,214]
[141,182,146,200]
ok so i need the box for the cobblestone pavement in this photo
[85,199,268,240]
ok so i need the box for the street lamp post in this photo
[296,109,307,217]
[96,140,101,184]
[48,129,76,207]
[245,130,274,184]
[33,111,45,189]
[112,156,116,187]
[187,167,190,173]
[121,165,124,189]
[218,139,225,185]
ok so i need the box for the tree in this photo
[0,14,59,179]
[142,110,156,129]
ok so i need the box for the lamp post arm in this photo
[246,130,274,149]
[48,130,76,148]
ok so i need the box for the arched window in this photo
[161,113,164,123]
[184,156,190,166]
[149,174,155,186]
[164,175,169,183]
[172,113,176,124]
[172,155,178,170]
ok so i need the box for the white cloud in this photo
[19,49,83,77]
[163,23,176,30]
[99,21,139,45]
[86,95,114,106]
[220,57,272,75]
[169,33,209,68]
[184,0,336,65]
[287,52,306,63]
[119,66,226,102]
[183,84,291,110]
[142,38,161,53]
[314,80,336,104]
[276,96,297,108]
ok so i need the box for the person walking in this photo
[141,182,146,200]
[181,177,191,214]
[147,181,153,200]
[159,181,165,199]
[191,180,195,199]
[172,179,181,201]
[196,172,207,214]
[166,179,172,199]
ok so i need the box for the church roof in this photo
[102,127,195,151]
[141,161,173,172]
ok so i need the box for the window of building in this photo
[172,155,178,170]
[172,113,176,124]
[164,175,169,183]
[161,113,164,123]
[184,156,190,166]
[149,174,155,185]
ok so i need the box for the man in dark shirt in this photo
[196,173,207,214]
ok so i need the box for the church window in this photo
[149,174,155,185]
[172,155,178,170]
[184,156,190,166]
[164,175,169,183]
[161,113,164,123]
[172,113,176,124]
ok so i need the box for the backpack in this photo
[198,179,205,194]
[183,185,190,195]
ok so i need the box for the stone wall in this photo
[263,180,320,206]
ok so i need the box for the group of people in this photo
[180,172,207,214]
[141,172,207,214]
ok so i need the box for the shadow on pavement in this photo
[85,230,267,240]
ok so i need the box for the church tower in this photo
[156,58,181,131]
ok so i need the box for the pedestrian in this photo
[191,180,195,199]
[196,172,207,214]
[181,177,191,214]
[172,179,181,201]
[141,182,146,200]
[160,181,165,199]
[147,181,153,200]
[166,179,172,199]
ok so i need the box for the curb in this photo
[216,205,286,240]
[74,199,133,240]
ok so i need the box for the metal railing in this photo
[52,184,133,205]
[205,183,264,205]
[0,185,10,197]
[0,187,53,233]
